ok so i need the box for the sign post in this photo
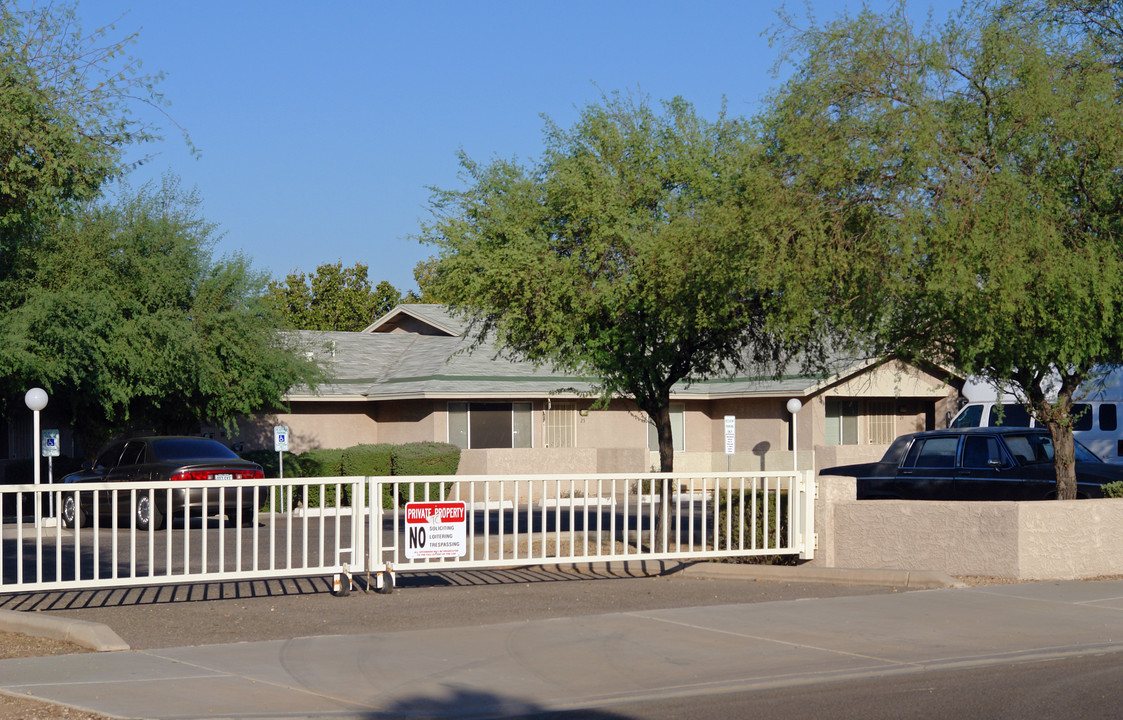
[273,426,289,478]
[405,501,467,559]
[42,429,59,524]
[724,415,736,471]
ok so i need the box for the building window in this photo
[825,398,860,446]
[647,403,685,452]
[448,402,532,449]
[545,402,576,448]
[867,400,895,445]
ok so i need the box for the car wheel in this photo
[136,492,166,531]
[61,494,86,529]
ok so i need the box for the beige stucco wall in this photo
[814,474,1123,579]
[457,447,648,477]
[224,403,378,453]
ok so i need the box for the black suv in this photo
[823,428,1122,500]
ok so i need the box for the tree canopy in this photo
[0,2,313,455]
[264,261,412,331]
[421,92,837,471]
[0,1,174,264]
[764,0,1123,497]
[0,178,320,454]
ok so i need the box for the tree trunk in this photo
[1038,388,1078,500]
[650,403,675,473]
[1048,423,1078,500]
[648,399,674,553]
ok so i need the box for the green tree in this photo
[421,92,834,472]
[0,1,177,270]
[265,261,407,331]
[0,178,320,455]
[412,257,447,304]
[765,1,1123,497]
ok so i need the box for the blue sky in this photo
[76,0,961,293]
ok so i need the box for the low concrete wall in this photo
[815,474,1123,580]
[457,448,648,476]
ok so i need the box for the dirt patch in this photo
[955,574,1123,586]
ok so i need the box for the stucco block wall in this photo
[815,474,1123,579]
[456,447,648,478]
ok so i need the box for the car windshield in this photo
[150,438,239,462]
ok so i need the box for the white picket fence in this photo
[0,472,815,595]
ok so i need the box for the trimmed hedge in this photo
[241,450,304,478]
[244,442,460,511]
[341,444,393,506]
[296,449,346,508]
[386,442,460,507]
[341,444,393,477]
[392,442,460,476]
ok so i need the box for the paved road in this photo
[0,568,1120,719]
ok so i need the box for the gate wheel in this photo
[331,572,351,597]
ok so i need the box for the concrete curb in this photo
[0,608,129,652]
[675,562,965,589]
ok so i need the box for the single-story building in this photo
[215,304,964,475]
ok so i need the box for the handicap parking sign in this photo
[41,429,59,457]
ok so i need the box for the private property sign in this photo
[404,501,468,559]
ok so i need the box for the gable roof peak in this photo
[362,304,466,337]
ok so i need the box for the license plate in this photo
[214,474,233,481]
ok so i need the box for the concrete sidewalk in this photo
[1,578,1121,719]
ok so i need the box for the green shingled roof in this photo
[288,305,872,401]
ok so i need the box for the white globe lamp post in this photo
[786,398,803,476]
[24,388,48,526]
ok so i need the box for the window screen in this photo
[545,403,576,448]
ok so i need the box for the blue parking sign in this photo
[41,429,60,458]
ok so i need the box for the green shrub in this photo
[341,444,393,476]
[391,442,460,476]
[385,442,460,508]
[297,449,345,477]
[295,449,346,508]
[339,444,393,506]
[715,486,797,566]
[1103,481,1123,499]
[241,450,304,478]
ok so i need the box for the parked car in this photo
[823,428,1122,500]
[60,436,265,530]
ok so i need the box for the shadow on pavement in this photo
[0,561,686,613]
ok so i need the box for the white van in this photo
[948,401,1123,464]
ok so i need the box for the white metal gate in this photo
[1,472,814,595]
